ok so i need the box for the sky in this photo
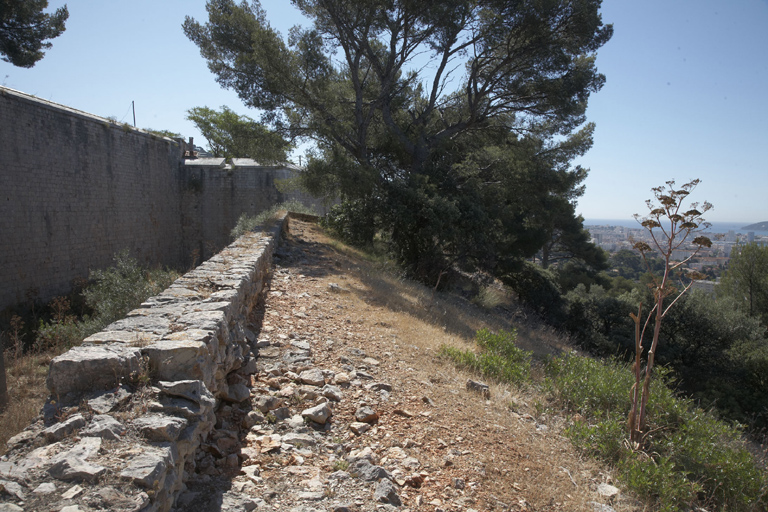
[2,0,766,223]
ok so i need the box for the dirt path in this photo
[178,219,636,512]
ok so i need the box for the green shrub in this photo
[83,250,178,326]
[566,416,625,462]
[618,455,700,512]
[35,316,83,352]
[440,329,531,385]
[34,251,178,351]
[548,353,768,510]
[502,261,565,323]
[321,198,377,247]
[546,353,632,420]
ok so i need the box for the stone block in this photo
[47,345,142,396]
[132,414,188,442]
[119,446,173,489]
[156,380,215,408]
[142,340,213,385]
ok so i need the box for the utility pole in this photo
[132,101,136,127]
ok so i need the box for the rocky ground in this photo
[173,219,637,512]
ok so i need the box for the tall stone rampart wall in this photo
[180,159,324,264]
[0,87,323,314]
[0,87,186,312]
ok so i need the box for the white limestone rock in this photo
[132,414,187,442]
[82,414,124,441]
[47,345,142,396]
[142,340,214,385]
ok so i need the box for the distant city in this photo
[583,219,768,294]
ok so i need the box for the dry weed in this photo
[0,350,55,453]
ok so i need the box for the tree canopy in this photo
[184,0,612,283]
[187,105,292,162]
[719,242,768,325]
[0,0,68,68]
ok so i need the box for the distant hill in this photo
[741,221,768,231]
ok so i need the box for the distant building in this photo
[692,280,717,295]
[671,249,694,261]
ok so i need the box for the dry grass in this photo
[0,349,58,453]
[278,220,638,511]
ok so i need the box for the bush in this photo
[322,198,378,248]
[546,353,632,420]
[83,250,178,326]
[548,353,768,510]
[440,329,531,385]
[33,251,179,351]
[503,261,565,323]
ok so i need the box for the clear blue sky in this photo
[2,1,766,223]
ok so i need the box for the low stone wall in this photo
[0,215,288,512]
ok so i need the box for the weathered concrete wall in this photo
[181,159,286,264]
[0,87,324,314]
[0,216,286,512]
[181,158,328,264]
[0,87,185,312]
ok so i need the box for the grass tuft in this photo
[230,200,317,240]
[439,328,531,385]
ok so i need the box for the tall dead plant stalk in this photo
[628,179,712,445]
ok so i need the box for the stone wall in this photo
[0,87,324,314]
[0,215,287,512]
[181,158,326,264]
[0,87,186,312]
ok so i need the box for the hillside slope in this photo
[179,219,639,511]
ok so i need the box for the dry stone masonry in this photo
[0,215,287,512]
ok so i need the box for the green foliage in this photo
[0,0,68,68]
[186,106,291,162]
[657,292,760,393]
[83,250,178,327]
[554,259,611,293]
[332,459,349,472]
[230,200,317,240]
[184,0,612,284]
[617,455,700,512]
[563,284,636,354]
[502,261,565,323]
[565,416,626,462]
[547,353,633,420]
[439,329,531,386]
[34,296,88,351]
[563,276,768,430]
[719,242,768,325]
[321,199,378,248]
[548,353,768,510]
[30,251,178,352]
